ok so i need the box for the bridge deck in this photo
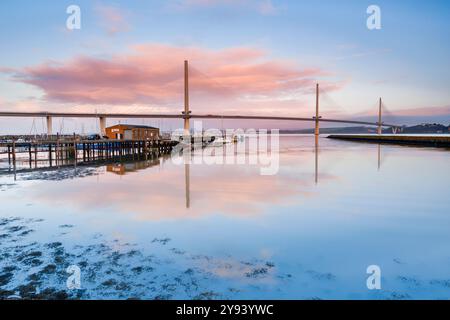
[0,111,399,128]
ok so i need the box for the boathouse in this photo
[105,124,160,140]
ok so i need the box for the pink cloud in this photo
[4,44,339,109]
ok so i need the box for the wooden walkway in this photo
[0,139,179,167]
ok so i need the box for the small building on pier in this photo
[105,124,160,140]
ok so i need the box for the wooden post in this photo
[34,144,38,166]
[49,144,53,166]
[73,133,77,161]
[46,116,53,136]
[12,140,16,165]
[12,140,16,180]
[29,143,32,167]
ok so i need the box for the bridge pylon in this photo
[46,115,53,136]
[182,60,191,135]
[99,116,106,137]
[377,98,382,135]
[313,83,321,136]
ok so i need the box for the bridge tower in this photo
[46,115,53,136]
[378,98,382,135]
[183,60,191,135]
[99,116,106,137]
[314,83,321,136]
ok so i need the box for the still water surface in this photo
[0,136,449,299]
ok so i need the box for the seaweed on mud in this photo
[101,279,118,287]
[59,224,74,229]
[18,229,34,237]
[245,267,269,279]
[7,225,27,233]
[153,294,172,300]
[45,242,63,249]
[2,266,18,273]
[306,270,336,281]
[41,264,57,274]
[184,268,195,275]
[127,250,141,258]
[0,217,22,226]
[0,272,14,286]
[131,266,143,274]
[387,292,411,300]
[152,238,171,245]
[0,216,296,300]
[171,248,186,255]
[429,279,450,288]
[193,291,221,300]
[17,251,43,265]
[397,276,422,287]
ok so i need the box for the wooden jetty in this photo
[0,138,179,168]
[327,134,450,148]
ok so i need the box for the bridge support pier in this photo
[46,116,53,136]
[99,117,106,137]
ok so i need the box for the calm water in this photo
[0,136,449,300]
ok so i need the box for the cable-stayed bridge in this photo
[0,61,403,136]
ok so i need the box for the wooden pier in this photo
[0,138,179,168]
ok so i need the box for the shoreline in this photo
[327,134,450,148]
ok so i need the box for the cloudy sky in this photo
[0,0,449,133]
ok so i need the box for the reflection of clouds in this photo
[21,144,340,221]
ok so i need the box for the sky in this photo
[0,0,449,133]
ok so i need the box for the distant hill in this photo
[395,123,449,134]
[281,123,450,134]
